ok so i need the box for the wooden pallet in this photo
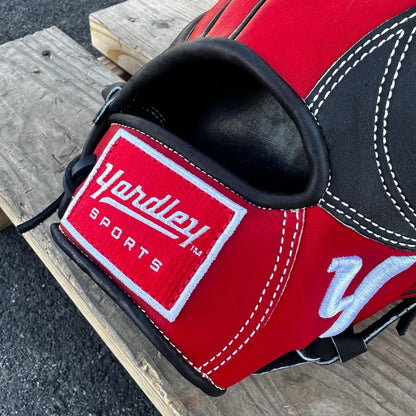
[90,0,215,74]
[1,4,415,416]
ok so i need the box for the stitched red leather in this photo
[190,0,416,98]
[61,126,245,321]
[56,0,416,391]
[210,206,416,387]
[61,124,305,386]
[61,123,416,388]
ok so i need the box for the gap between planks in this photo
[0,27,204,416]
[0,209,12,231]
[97,55,131,80]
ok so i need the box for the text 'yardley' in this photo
[90,163,211,248]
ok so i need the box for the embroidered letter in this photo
[319,255,416,338]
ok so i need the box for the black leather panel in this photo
[127,59,308,194]
[170,13,206,46]
[307,7,416,250]
[387,37,416,215]
[90,38,329,209]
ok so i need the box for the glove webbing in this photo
[256,296,416,374]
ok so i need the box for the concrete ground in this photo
[0,1,160,415]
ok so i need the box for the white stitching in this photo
[310,32,401,116]
[319,171,332,205]
[141,106,166,128]
[57,225,225,390]
[309,10,416,115]
[205,210,301,375]
[379,27,416,223]
[309,11,416,245]
[199,211,288,370]
[112,123,274,211]
[322,197,416,248]
[202,210,301,375]
[150,106,167,127]
[325,191,416,242]
[373,29,416,232]
[308,112,332,201]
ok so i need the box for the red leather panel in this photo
[211,206,416,387]
[191,0,416,98]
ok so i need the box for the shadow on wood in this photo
[0,209,12,231]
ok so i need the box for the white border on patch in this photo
[61,127,247,322]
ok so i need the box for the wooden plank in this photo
[0,209,12,231]
[0,27,199,416]
[1,26,416,416]
[97,55,130,80]
[90,0,216,75]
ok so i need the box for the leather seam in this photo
[202,210,301,376]
[310,11,416,246]
[112,123,276,210]
[230,0,268,40]
[200,0,232,38]
[309,10,416,115]
[376,26,416,225]
[140,106,166,128]
[322,195,416,248]
[372,29,416,232]
[58,225,225,391]
[325,191,416,242]
[199,210,288,371]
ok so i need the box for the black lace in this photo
[255,296,416,374]
[17,154,97,234]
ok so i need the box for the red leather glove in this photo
[43,0,416,395]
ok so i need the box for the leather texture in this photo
[50,223,225,396]
[51,0,416,395]
[58,121,305,391]
[128,58,309,194]
[87,37,329,209]
[190,0,416,98]
[306,9,416,250]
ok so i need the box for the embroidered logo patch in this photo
[61,127,246,321]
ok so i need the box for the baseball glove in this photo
[19,0,416,396]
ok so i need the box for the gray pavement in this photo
[0,1,160,415]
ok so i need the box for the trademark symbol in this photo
[190,245,202,257]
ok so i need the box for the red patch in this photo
[61,127,246,321]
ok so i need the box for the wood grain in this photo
[0,27,192,416]
[89,0,216,75]
[1,26,415,416]
[97,55,130,80]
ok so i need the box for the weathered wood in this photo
[0,27,196,416]
[1,26,416,416]
[0,209,12,231]
[89,0,216,75]
[97,55,130,80]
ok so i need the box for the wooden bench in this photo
[0,1,415,415]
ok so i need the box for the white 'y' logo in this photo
[319,256,416,338]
